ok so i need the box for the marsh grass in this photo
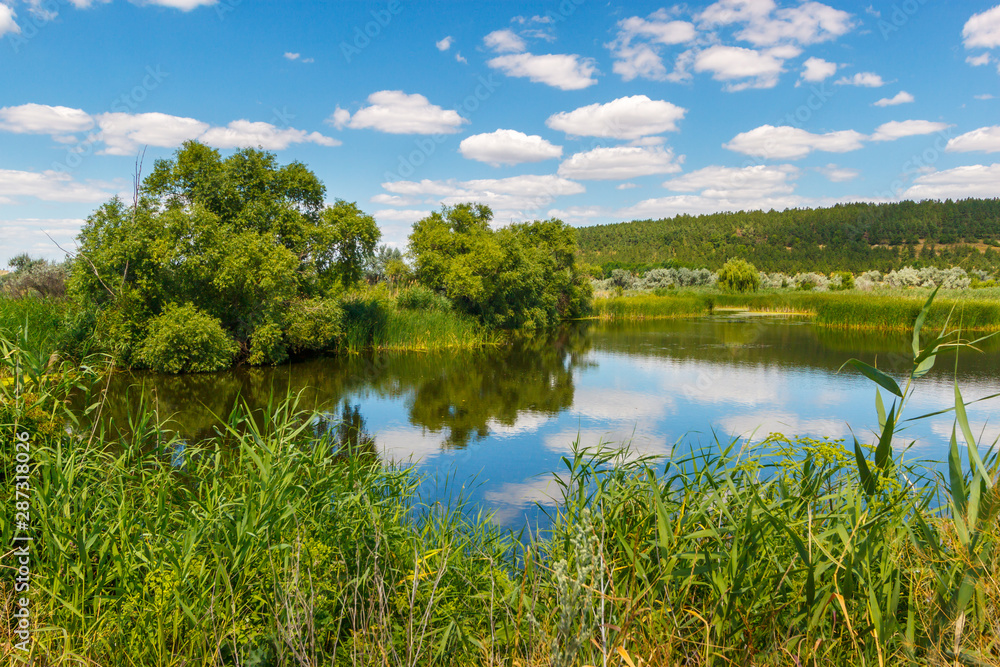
[591,292,712,320]
[2,289,999,665]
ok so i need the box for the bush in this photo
[285,298,343,354]
[137,303,238,373]
[248,321,287,366]
[717,258,761,293]
[396,285,452,312]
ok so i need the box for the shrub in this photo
[137,303,238,373]
[248,321,287,366]
[285,298,343,354]
[396,285,452,312]
[717,258,761,293]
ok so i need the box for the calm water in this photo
[92,315,1000,526]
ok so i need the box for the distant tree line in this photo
[576,199,1000,275]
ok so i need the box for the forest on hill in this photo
[576,199,1000,275]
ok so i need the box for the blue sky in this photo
[2,0,1000,264]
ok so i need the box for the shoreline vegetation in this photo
[2,290,999,665]
[592,289,1000,331]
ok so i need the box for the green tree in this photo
[71,141,380,368]
[717,258,761,293]
[408,204,591,329]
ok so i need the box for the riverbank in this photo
[593,287,1000,331]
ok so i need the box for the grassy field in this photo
[2,293,999,665]
[592,287,1000,331]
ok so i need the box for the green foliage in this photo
[136,302,238,373]
[285,298,343,354]
[408,203,592,329]
[70,141,380,368]
[576,198,1000,274]
[395,285,451,312]
[717,257,761,293]
[1,254,68,299]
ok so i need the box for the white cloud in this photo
[693,44,794,91]
[836,72,885,87]
[963,5,1000,49]
[617,183,638,190]
[870,120,950,142]
[975,94,996,100]
[488,52,598,90]
[199,120,340,150]
[0,169,110,203]
[284,52,300,60]
[137,0,218,10]
[546,95,686,140]
[800,56,837,82]
[662,164,798,198]
[330,91,466,134]
[873,91,914,107]
[967,53,991,66]
[946,126,1000,153]
[455,52,467,64]
[620,12,698,45]
[435,35,453,51]
[0,218,88,264]
[381,174,585,216]
[606,11,698,82]
[817,164,859,182]
[699,0,854,46]
[903,163,1000,199]
[558,146,682,180]
[95,112,209,155]
[0,104,94,134]
[546,205,609,224]
[459,129,562,166]
[724,124,866,159]
[370,193,422,206]
[483,29,526,53]
[0,4,19,37]
[372,209,432,222]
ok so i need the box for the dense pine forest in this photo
[576,198,1000,275]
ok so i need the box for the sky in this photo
[1,0,1000,265]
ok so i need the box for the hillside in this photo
[575,199,1000,275]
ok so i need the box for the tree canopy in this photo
[408,203,591,330]
[71,141,379,368]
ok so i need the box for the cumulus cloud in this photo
[330,91,466,134]
[0,4,19,37]
[817,164,860,182]
[946,126,1000,153]
[873,91,914,107]
[372,209,432,222]
[963,5,1000,49]
[0,169,110,203]
[800,56,837,82]
[967,53,992,66]
[380,174,585,217]
[698,0,855,46]
[903,163,1000,199]
[0,218,89,264]
[284,52,300,60]
[488,52,598,90]
[662,164,798,199]
[835,71,885,87]
[459,129,562,166]
[558,146,682,180]
[693,44,795,91]
[198,120,341,150]
[724,124,866,159]
[546,95,686,140]
[606,10,697,81]
[138,0,218,10]
[870,120,950,142]
[0,103,94,134]
[483,29,526,53]
[95,112,209,155]
[435,36,453,51]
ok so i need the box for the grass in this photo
[593,288,1000,332]
[340,298,500,353]
[1,290,998,665]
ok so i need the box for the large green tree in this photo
[408,203,591,329]
[71,141,379,368]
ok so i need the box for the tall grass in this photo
[591,292,712,320]
[2,289,999,665]
[341,300,499,353]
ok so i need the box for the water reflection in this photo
[82,316,1000,527]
